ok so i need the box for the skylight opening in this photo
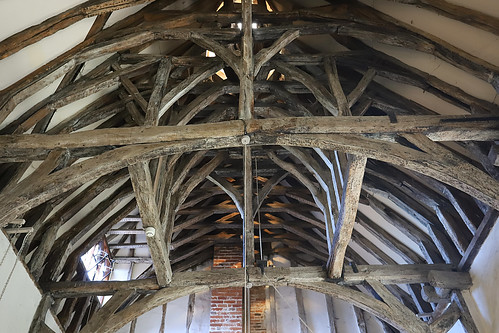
[81,241,114,303]
[206,50,216,58]
[236,22,258,29]
[216,69,227,80]
[267,69,275,80]
[265,0,273,12]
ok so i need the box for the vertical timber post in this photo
[240,1,254,332]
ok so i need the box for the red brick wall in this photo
[249,286,267,333]
[209,246,267,333]
[210,246,243,333]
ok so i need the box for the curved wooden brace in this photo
[272,60,339,116]
[207,175,244,215]
[190,32,242,76]
[92,278,427,333]
[252,170,288,219]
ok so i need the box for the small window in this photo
[81,240,114,282]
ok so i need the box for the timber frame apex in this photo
[0,0,497,332]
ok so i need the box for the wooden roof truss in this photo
[0,0,498,332]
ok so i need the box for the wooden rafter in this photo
[0,1,496,332]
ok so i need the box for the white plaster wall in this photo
[188,291,212,332]
[276,286,301,333]
[0,232,62,333]
[115,292,211,333]
[301,289,329,332]
[0,0,498,332]
[464,218,499,333]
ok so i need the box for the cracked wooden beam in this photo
[45,264,471,298]
[254,30,300,76]
[128,160,172,286]
[145,57,172,126]
[328,154,367,278]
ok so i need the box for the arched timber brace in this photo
[43,266,472,333]
[0,1,497,332]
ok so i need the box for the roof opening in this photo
[81,240,114,302]
[236,22,258,29]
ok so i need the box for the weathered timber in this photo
[347,68,377,108]
[295,287,310,333]
[159,304,167,333]
[52,271,426,333]
[366,163,471,256]
[381,0,499,36]
[254,30,300,76]
[352,230,398,265]
[428,302,461,333]
[243,145,255,266]
[273,60,339,116]
[325,295,338,333]
[353,306,368,333]
[367,279,427,333]
[346,2,499,92]
[175,152,226,210]
[41,184,134,282]
[356,210,424,264]
[427,270,472,289]
[342,264,467,287]
[185,294,195,333]
[157,62,223,120]
[112,257,153,264]
[451,291,479,333]
[325,56,350,116]
[1,131,498,227]
[29,294,54,333]
[267,151,329,228]
[80,291,134,333]
[45,265,470,298]
[2,7,497,128]
[2,116,496,152]
[363,179,461,264]
[170,226,216,250]
[207,175,244,215]
[60,199,137,283]
[0,0,156,60]
[328,155,367,278]
[284,146,336,250]
[190,33,241,76]
[129,161,172,286]
[66,296,92,333]
[174,83,233,126]
[459,208,499,271]
[145,58,172,126]
[253,170,288,218]
[169,151,206,195]
[239,0,255,121]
